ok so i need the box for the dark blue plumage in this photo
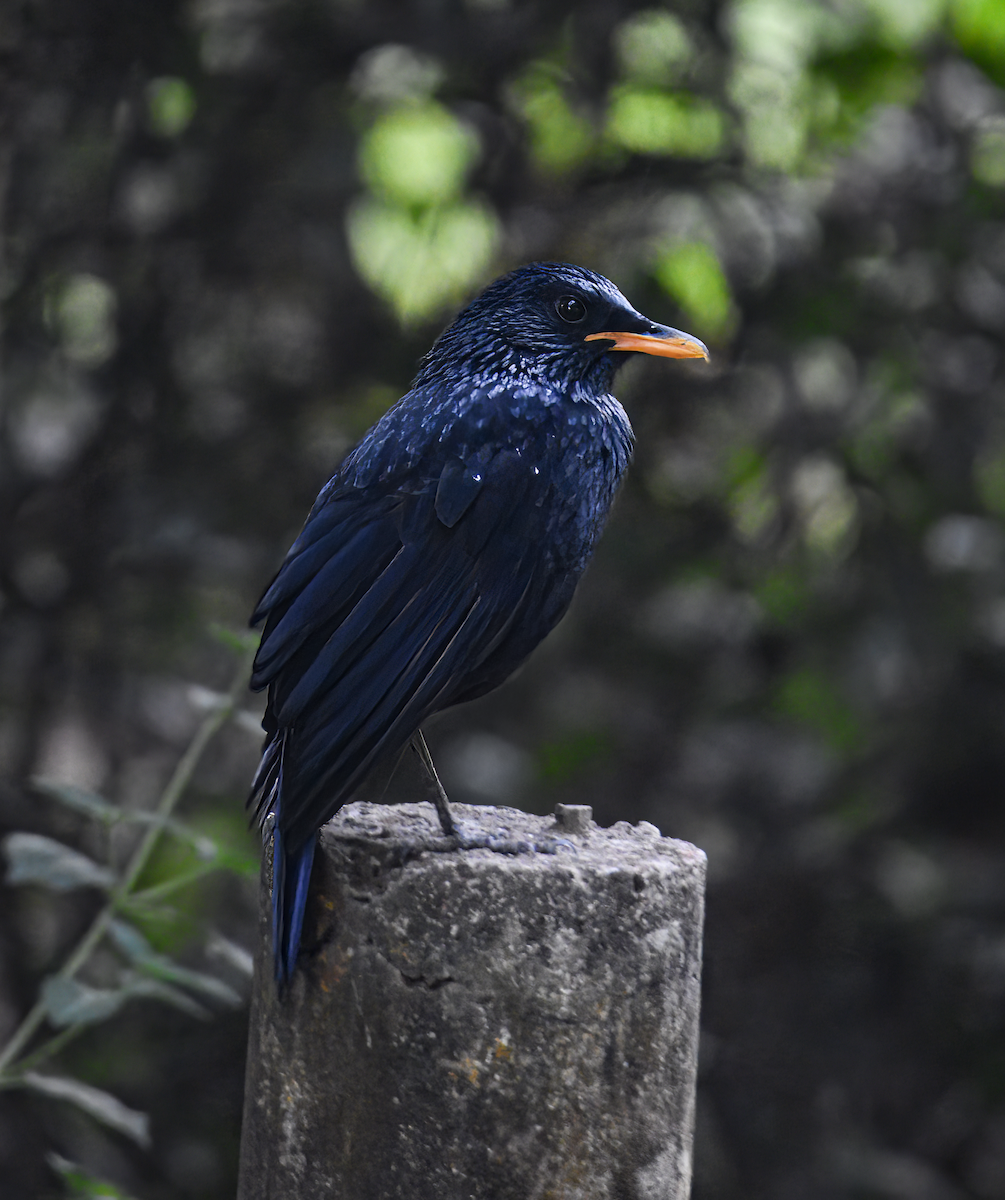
[249,262,708,985]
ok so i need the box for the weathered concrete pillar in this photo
[237,801,706,1200]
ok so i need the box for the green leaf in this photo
[775,666,864,754]
[971,118,1005,187]
[508,64,596,175]
[3,833,115,891]
[346,197,500,325]
[213,843,257,876]
[614,10,693,85]
[975,445,1005,517]
[23,1073,150,1147]
[953,0,1005,81]
[538,732,612,784]
[114,894,181,924]
[606,87,724,158]
[47,1152,141,1200]
[653,241,737,340]
[40,977,128,1028]
[123,864,219,908]
[209,624,260,656]
[754,570,810,626]
[359,102,480,207]
[727,454,779,544]
[33,780,119,823]
[49,274,117,368]
[146,76,196,139]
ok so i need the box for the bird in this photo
[249,262,708,986]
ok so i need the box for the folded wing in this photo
[250,445,575,856]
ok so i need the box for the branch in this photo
[0,645,257,1080]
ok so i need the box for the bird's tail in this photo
[249,725,316,988]
[272,822,316,989]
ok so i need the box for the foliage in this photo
[2,0,1005,1197]
[0,635,257,1195]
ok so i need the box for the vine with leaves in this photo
[0,631,260,1196]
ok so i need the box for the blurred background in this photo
[3,0,1005,1196]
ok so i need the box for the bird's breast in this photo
[516,393,634,574]
[341,379,632,571]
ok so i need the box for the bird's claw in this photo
[444,830,578,856]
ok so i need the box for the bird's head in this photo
[415,262,708,391]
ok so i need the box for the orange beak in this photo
[585,329,710,360]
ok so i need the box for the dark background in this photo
[3,0,1005,1196]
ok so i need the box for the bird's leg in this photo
[410,729,457,837]
[395,729,573,859]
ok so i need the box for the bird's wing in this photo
[251,445,572,851]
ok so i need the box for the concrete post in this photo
[237,801,706,1200]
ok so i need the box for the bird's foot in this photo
[367,817,576,858]
[410,729,457,836]
[409,731,577,854]
[449,820,577,857]
[336,817,576,864]
[333,804,586,867]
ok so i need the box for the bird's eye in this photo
[556,295,587,323]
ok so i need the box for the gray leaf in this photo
[33,779,119,823]
[41,977,127,1028]
[109,920,242,1007]
[107,919,154,964]
[3,833,115,891]
[123,975,210,1020]
[206,930,254,978]
[43,964,212,1028]
[139,958,243,1007]
[113,812,219,859]
[23,1072,150,1147]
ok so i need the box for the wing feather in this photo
[253,442,575,853]
[252,520,401,684]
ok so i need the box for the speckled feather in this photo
[249,262,690,985]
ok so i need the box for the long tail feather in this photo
[254,727,317,988]
[272,822,316,988]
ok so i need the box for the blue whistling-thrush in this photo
[249,262,708,985]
